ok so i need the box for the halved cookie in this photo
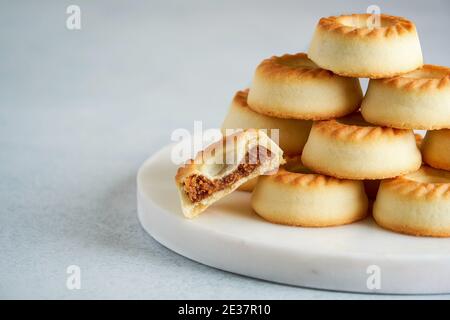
[373,166,450,237]
[361,65,450,129]
[421,129,450,171]
[308,14,423,78]
[247,53,362,120]
[175,129,284,218]
[251,156,368,227]
[301,113,422,180]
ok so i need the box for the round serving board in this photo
[137,144,450,294]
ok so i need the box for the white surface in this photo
[1,0,450,299]
[138,145,450,294]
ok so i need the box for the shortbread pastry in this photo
[308,14,423,78]
[222,90,313,155]
[301,113,422,180]
[175,129,284,218]
[251,156,368,227]
[421,129,450,171]
[362,65,450,129]
[373,166,450,237]
[247,53,362,120]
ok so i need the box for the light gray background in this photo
[1,0,449,299]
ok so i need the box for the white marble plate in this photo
[137,144,450,294]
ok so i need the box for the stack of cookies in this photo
[176,13,450,238]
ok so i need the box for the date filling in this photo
[183,146,272,203]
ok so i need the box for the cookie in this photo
[308,14,423,78]
[373,166,450,237]
[361,65,450,129]
[301,113,422,179]
[175,129,284,218]
[247,53,362,120]
[251,156,368,227]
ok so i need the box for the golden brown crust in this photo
[313,114,410,141]
[378,65,450,91]
[232,89,250,108]
[247,102,356,121]
[317,14,416,39]
[269,167,350,187]
[303,164,419,181]
[361,119,450,130]
[327,68,416,79]
[255,53,337,80]
[381,167,450,200]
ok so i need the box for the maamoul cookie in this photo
[308,14,423,78]
[247,53,362,120]
[175,129,284,218]
[373,166,450,237]
[301,113,422,180]
[222,90,313,155]
[421,129,450,171]
[251,157,368,227]
[361,65,450,129]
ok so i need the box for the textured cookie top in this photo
[379,65,450,91]
[269,156,354,187]
[383,166,450,200]
[256,53,336,79]
[313,113,410,141]
[317,14,416,38]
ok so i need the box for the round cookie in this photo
[373,166,450,237]
[421,129,450,171]
[251,157,368,227]
[222,90,313,155]
[247,53,362,120]
[361,65,450,130]
[308,14,423,78]
[301,113,422,180]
